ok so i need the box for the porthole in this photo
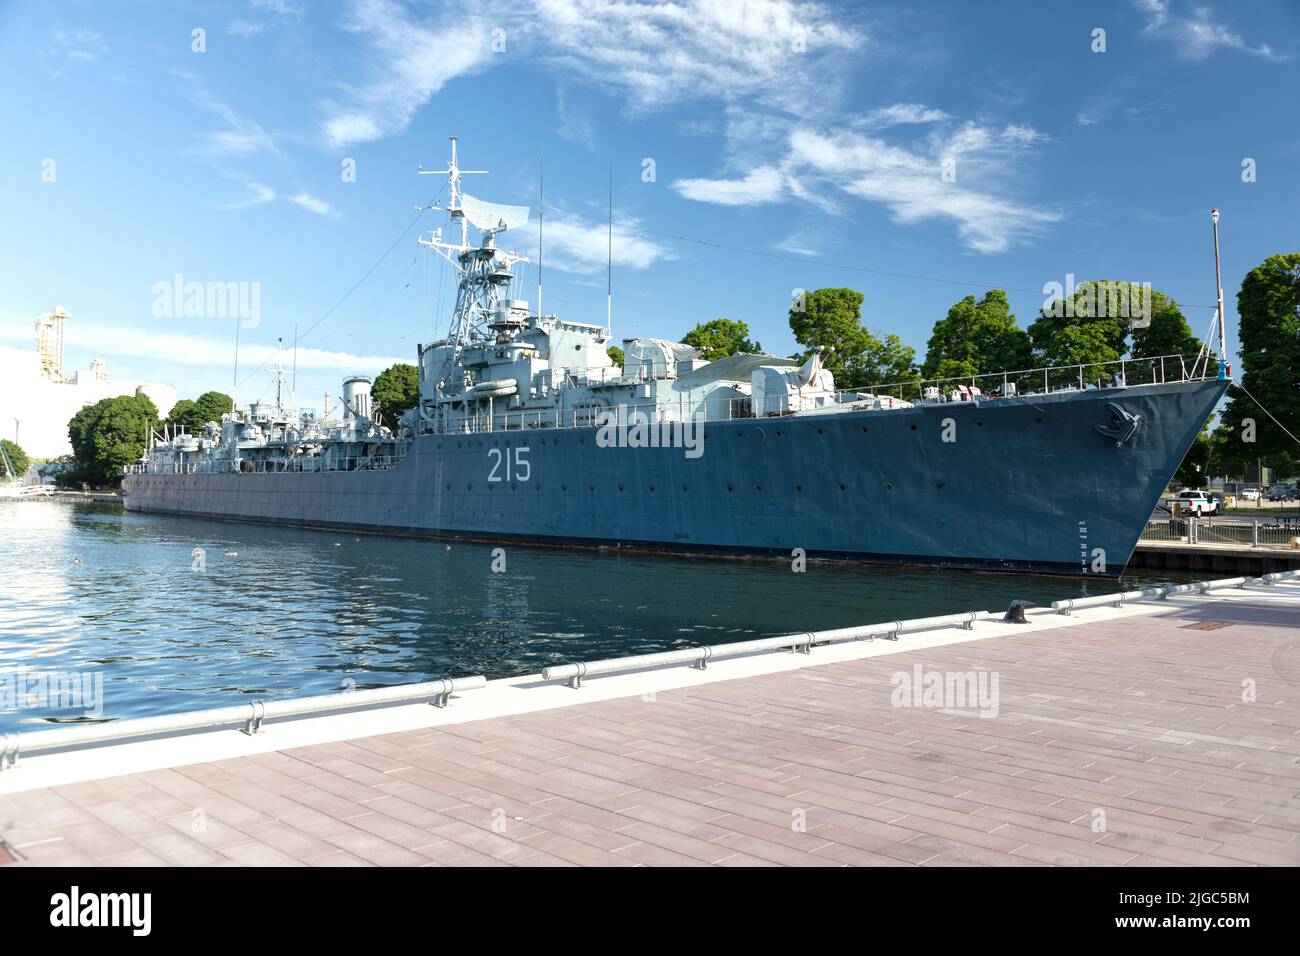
[681,484,688,492]
[909,424,917,431]
[839,484,847,492]
[755,485,763,493]
[618,483,625,492]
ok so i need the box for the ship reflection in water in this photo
[0,502,1195,731]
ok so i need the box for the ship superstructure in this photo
[125,138,1226,576]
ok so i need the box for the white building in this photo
[0,308,176,458]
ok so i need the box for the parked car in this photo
[1170,490,1217,516]
[1240,487,1261,502]
[1267,484,1298,502]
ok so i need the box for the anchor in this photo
[1095,401,1142,446]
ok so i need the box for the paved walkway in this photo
[3,595,1298,866]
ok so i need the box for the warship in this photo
[123,138,1227,576]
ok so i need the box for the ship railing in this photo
[843,352,1212,405]
[417,396,745,437]
[0,676,488,771]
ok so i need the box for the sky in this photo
[0,0,1297,417]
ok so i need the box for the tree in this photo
[921,290,1031,380]
[1028,279,1132,373]
[371,363,419,431]
[67,392,159,486]
[1174,424,1212,487]
[1220,253,1300,466]
[681,318,761,360]
[788,288,917,390]
[1129,291,1203,361]
[607,345,624,368]
[0,439,30,478]
[163,391,233,434]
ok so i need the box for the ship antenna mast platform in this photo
[417,136,530,372]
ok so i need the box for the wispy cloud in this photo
[52,29,107,64]
[0,315,401,373]
[227,181,276,208]
[321,0,498,148]
[251,0,305,16]
[673,121,1060,254]
[227,20,266,37]
[1135,0,1286,61]
[174,72,280,157]
[856,103,950,128]
[319,0,862,147]
[525,210,670,275]
[290,193,339,218]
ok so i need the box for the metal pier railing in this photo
[1050,572,1299,614]
[541,611,992,688]
[0,675,486,771]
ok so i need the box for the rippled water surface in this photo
[0,500,1193,730]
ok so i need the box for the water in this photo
[0,500,1194,731]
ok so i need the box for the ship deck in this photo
[2,583,1298,867]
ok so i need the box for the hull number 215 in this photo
[488,446,531,482]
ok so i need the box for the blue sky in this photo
[1,0,1297,413]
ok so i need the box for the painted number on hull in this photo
[488,446,530,482]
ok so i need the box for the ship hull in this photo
[123,379,1226,576]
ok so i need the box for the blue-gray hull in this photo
[123,379,1226,575]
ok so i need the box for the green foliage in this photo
[371,363,420,431]
[1220,253,1300,464]
[788,288,917,389]
[0,439,30,478]
[921,290,1031,380]
[1029,280,1132,374]
[681,318,761,361]
[67,391,159,486]
[1174,424,1212,487]
[1129,291,1203,361]
[163,391,233,434]
[606,345,624,368]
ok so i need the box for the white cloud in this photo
[227,20,266,37]
[0,314,402,373]
[672,121,1060,254]
[857,103,950,128]
[674,166,786,206]
[52,29,107,63]
[251,0,304,15]
[529,211,670,274]
[320,0,862,147]
[320,0,498,148]
[227,181,276,208]
[290,193,339,218]
[1135,0,1285,61]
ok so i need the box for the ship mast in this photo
[417,136,530,394]
[1211,208,1228,380]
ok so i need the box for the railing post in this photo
[1252,520,1259,547]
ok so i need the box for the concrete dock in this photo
[2,583,1298,867]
